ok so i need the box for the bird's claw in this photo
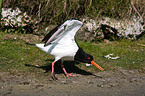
[51,76,58,80]
[51,73,58,80]
[66,73,76,77]
[51,73,75,80]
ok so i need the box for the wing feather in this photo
[42,19,83,46]
[42,25,60,43]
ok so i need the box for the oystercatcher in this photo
[26,18,104,80]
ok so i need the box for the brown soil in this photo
[0,67,145,96]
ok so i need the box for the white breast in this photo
[36,39,79,61]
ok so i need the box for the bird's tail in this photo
[25,42,36,46]
[26,42,47,52]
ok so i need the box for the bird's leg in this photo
[61,60,75,77]
[51,61,57,80]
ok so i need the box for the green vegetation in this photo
[0,0,2,19]
[0,32,145,76]
[0,0,144,83]
[0,32,51,75]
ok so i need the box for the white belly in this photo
[36,41,79,61]
[49,43,78,59]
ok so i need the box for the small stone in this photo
[88,81,94,84]
[97,84,104,87]
[36,84,44,89]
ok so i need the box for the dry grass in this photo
[2,0,144,24]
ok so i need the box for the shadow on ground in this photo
[25,59,102,78]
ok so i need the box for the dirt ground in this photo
[0,67,145,96]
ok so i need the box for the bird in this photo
[26,18,104,80]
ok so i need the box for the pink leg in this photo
[51,61,57,80]
[60,60,75,77]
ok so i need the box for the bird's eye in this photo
[88,57,90,59]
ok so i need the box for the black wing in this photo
[42,25,60,44]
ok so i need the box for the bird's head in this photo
[74,48,104,71]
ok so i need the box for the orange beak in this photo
[91,61,104,71]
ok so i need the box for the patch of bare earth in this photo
[0,67,145,96]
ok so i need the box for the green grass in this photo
[0,32,52,75]
[0,32,145,76]
[77,39,145,72]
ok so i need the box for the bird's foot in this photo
[51,73,58,80]
[51,76,58,80]
[66,73,75,78]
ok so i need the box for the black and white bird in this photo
[26,18,104,80]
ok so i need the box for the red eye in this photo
[88,57,90,59]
